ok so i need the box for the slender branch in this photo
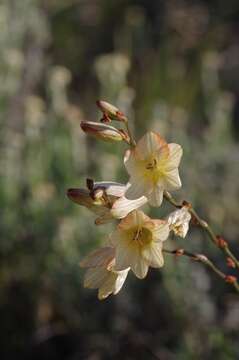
[163,191,239,270]
[163,248,239,292]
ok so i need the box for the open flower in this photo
[80,247,129,300]
[110,210,170,279]
[167,206,191,238]
[67,181,147,225]
[124,131,183,206]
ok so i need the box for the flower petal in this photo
[95,211,114,225]
[152,221,170,242]
[98,272,118,300]
[165,143,183,170]
[94,181,126,197]
[164,168,182,190]
[117,210,150,230]
[113,269,130,294]
[111,195,147,219]
[84,267,109,289]
[114,239,148,279]
[142,243,164,268]
[80,247,115,268]
[147,186,164,207]
[136,131,169,160]
[125,178,148,200]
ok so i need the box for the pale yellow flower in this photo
[124,131,183,206]
[80,247,129,300]
[67,181,147,225]
[110,210,170,279]
[167,206,191,238]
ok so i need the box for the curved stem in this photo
[163,191,239,270]
[163,248,239,293]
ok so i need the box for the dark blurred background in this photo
[1,0,239,359]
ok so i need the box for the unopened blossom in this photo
[96,100,127,122]
[67,181,147,225]
[110,210,170,279]
[124,131,183,206]
[80,121,129,143]
[167,206,191,238]
[80,247,129,300]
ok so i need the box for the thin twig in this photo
[163,191,239,270]
[163,248,239,292]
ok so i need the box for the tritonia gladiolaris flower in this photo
[110,210,170,279]
[80,247,129,300]
[167,206,191,238]
[67,181,147,225]
[80,121,127,142]
[124,131,183,206]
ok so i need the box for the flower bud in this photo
[226,257,236,268]
[225,275,237,284]
[175,249,184,256]
[80,121,125,142]
[67,188,104,207]
[96,100,127,122]
[216,235,228,249]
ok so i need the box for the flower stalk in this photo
[163,248,239,292]
[67,99,239,299]
[163,191,239,271]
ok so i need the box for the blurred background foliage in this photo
[0,0,239,359]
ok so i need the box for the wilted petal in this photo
[168,207,191,238]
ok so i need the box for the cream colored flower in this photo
[167,206,191,238]
[80,247,129,300]
[110,210,170,279]
[67,181,147,225]
[124,131,183,206]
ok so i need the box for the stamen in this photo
[146,158,157,170]
[133,227,142,241]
